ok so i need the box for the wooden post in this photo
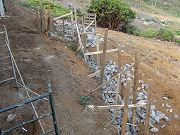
[100,28,108,84]
[96,35,100,66]
[71,12,73,24]
[62,18,65,41]
[132,51,139,126]
[121,80,130,135]
[145,87,151,135]
[40,0,43,32]
[118,47,123,99]
[82,16,86,53]
[45,3,51,36]
[116,48,122,104]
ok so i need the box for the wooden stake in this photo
[62,17,65,40]
[82,16,86,53]
[132,51,139,126]
[86,50,157,97]
[100,28,108,84]
[96,35,100,65]
[45,3,51,36]
[121,81,130,135]
[116,47,122,104]
[40,0,44,32]
[145,87,151,135]
[118,47,123,99]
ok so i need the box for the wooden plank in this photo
[88,70,101,78]
[53,11,73,21]
[145,87,151,135]
[100,28,108,84]
[132,51,139,126]
[85,20,95,31]
[84,22,95,26]
[97,103,146,110]
[85,48,118,55]
[84,17,96,20]
[86,50,157,96]
[80,31,96,35]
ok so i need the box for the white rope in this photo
[4,25,46,134]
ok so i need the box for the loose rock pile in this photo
[86,56,170,134]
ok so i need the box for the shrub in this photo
[88,0,136,31]
[176,40,180,44]
[157,28,174,41]
[140,29,158,38]
[124,26,158,38]
[21,0,70,17]
[124,25,141,36]
[176,30,180,36]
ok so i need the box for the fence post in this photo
[132,51,139,126]
[48,84,59,135]
[100,28,108,84]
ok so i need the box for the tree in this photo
[88,0,136,31]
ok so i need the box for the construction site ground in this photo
[0,2,180,135]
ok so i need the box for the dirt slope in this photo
[1,1,180,135]
[98,28,180,135]
[0,3,113,135]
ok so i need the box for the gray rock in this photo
[155,115,160,123]
[164,116,170,122]
[150,127,159,133]
[151,110,156,119]
[161,125,166,128]
[174,114,179,119]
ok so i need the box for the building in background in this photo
[0,0,5,16]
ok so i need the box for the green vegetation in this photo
[125,26,180,43]
[176,40,180,44]
[141,29,158,38]
[20,0,70,17]
[79,96,91,106]
[157,28,174,41]
[88,0,136,31]
[176,30,180,36]
[127,0,180,18]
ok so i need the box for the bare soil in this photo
[97,28,180,135]
[0,1,180,135]
[0,2,113,135]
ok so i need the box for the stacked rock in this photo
[86,57,170,134]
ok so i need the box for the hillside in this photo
[0,0,179,135]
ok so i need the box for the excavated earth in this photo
[0,1,180,135]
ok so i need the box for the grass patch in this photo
[140,29,158,38]
[157,28,174,41]
[125,25,178,42]
[176,40,180,44]
[20,0,70,17]
[175,30,180,36]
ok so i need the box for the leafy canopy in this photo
[88,0,136,30]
